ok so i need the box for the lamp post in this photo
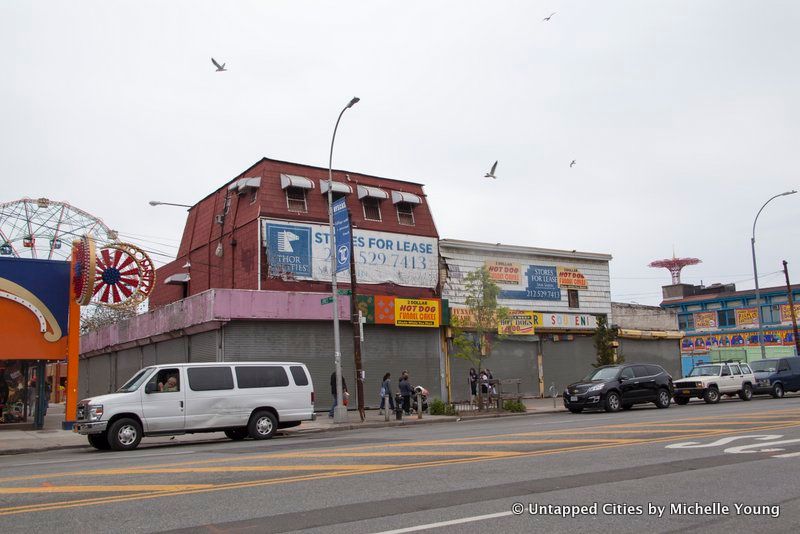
[328,97,360,423]
[751,190,797,359]
[149,201,192,208]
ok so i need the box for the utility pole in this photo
[349,211,365,422]
[782,260,800,356]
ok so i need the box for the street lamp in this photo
[751,190,797,359]
[149,200,192,208]
[328,96,359,423]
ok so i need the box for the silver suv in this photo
[673,362,755,405]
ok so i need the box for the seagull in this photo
[570,160,576,168]
[543,12,556,21]
[211,58,227,72]
[485,161,498,179]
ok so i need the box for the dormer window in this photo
[358,185,388,222]
[391,191,421,226]
[321,180,353,204]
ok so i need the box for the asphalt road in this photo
[1,395,800,533]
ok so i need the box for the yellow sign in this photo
[450,306,476,327]
[557,267,588,290]
[693,312,717,329]
[498,311,540,335]
[735,307,759,326]
[485,261,521,285]
[781,304,800,323]
[395,298,440,328]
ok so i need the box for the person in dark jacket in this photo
[329,372,348,418]
[378,373,394,414]
[399,371,413,415]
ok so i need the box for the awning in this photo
[164,273,191,284]
[280,174,315,190]
[357,185,389,200]
[391,191,421,205]
[320,181,353,195]
[228,177,261,192]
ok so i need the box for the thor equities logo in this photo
[265,223,312,278]
[278,230,300,253]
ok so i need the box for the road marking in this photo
[724,438,800,454]
[666,435,783,449]
[773,451,800,458]
[3,450,196,469]
[370,511,513,534]
[86,464,398,475]
[0,484,214,494]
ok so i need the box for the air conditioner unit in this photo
[215,214,224,225]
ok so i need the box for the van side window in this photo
[620,367,635,380]
[632,365,650,378]
[187,367,234,391]
[290,366,309,386]
[236,366,289,388]
[721,366,730,376]
[778,360,790,372]
[740,364,752,374]
[148,368,180,393]
[645,365,663,376]
[729,364,741,375]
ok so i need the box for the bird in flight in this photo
[485,161,498,179]
[570,160,576,168]
[543,12,556,21]
[211,58,227,72]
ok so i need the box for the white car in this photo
[673,362,755,405]
[73,361,315,451]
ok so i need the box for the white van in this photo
[73,361,315,451]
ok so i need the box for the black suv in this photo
[564,363,674,413]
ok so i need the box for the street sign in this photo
[332,197,351,273]
[320,296,334,305]
[338,289,352,295]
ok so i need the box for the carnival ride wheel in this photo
[92,242,156,308]
[0,198,116,261]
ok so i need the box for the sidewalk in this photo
[0,397,565,455]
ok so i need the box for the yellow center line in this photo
[86,464,398,475]
[0,484,214,494]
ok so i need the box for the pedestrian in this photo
[399,371,413,415]
[479,369,489,396]
[468,368,478,404]
[27,380,37,418]
[378,373,394,414]
[42,378,52,417]
[329,371,348,418]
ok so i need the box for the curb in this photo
[0,408,567,456]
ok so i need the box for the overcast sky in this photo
[2,1,798,306]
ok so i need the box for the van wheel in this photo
[772,383,785,398]
[703,387,720,404]
[224,428,249,441]
[248,411,277,440]
[108,418,142,451]
[88,433,111,450]
[604,392,621,412]
[655,388,672,409]
[674,396,690,405]
[739,384,753,401]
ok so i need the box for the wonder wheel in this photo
[93,242,156,308]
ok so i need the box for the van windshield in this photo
[117,368,154,392]
[749,360,779,373]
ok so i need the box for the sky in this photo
[2,1,799,306]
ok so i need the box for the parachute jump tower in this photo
[648,255,701,285]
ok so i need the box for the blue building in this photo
[660,282,800,376]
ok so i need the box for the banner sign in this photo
[498,311,538,335]
[557,267,588,290]
[332,197,351,273]
[394,298,440,327]
[499,265,561,301]
[780,304,800,323]
[485,261,521,285]
[450,305,476,328]
[263,219,437,288]
[735,307,759,326]
[541,313,597,330]
[681,329,797,353]
[693,312,717,330]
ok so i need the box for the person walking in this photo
[399,370,413,415]
[329,371,348,418]
[468,368,478,405]
[378,373,394,414]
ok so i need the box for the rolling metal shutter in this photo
[541,336,595,395]
[449,337,540,400]
[87,354,112,396]
[156,338,187,364]
[618,339,681,379]
[78,359,90,400]
[142,345,157,367]
[116,348,143,389]
[190,331,218,362]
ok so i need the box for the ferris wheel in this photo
[0,198,117,261]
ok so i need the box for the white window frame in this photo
[396,202,415,226]
[362,197,382,221]
[285,187,308,213]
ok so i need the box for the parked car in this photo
[750,356,800,398]
[563,363,674,413]
[673,361,754,405]
[73,361,315,451]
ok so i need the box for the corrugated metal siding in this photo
[540,336,596,394]
[449,338,540,400]
[222,321,441,409]
[619,339,681,379]
[116,348,143,388]
[78,359,90,400]
[156,338,187,364]
[142,345,156,367]
[190,331,218,362]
